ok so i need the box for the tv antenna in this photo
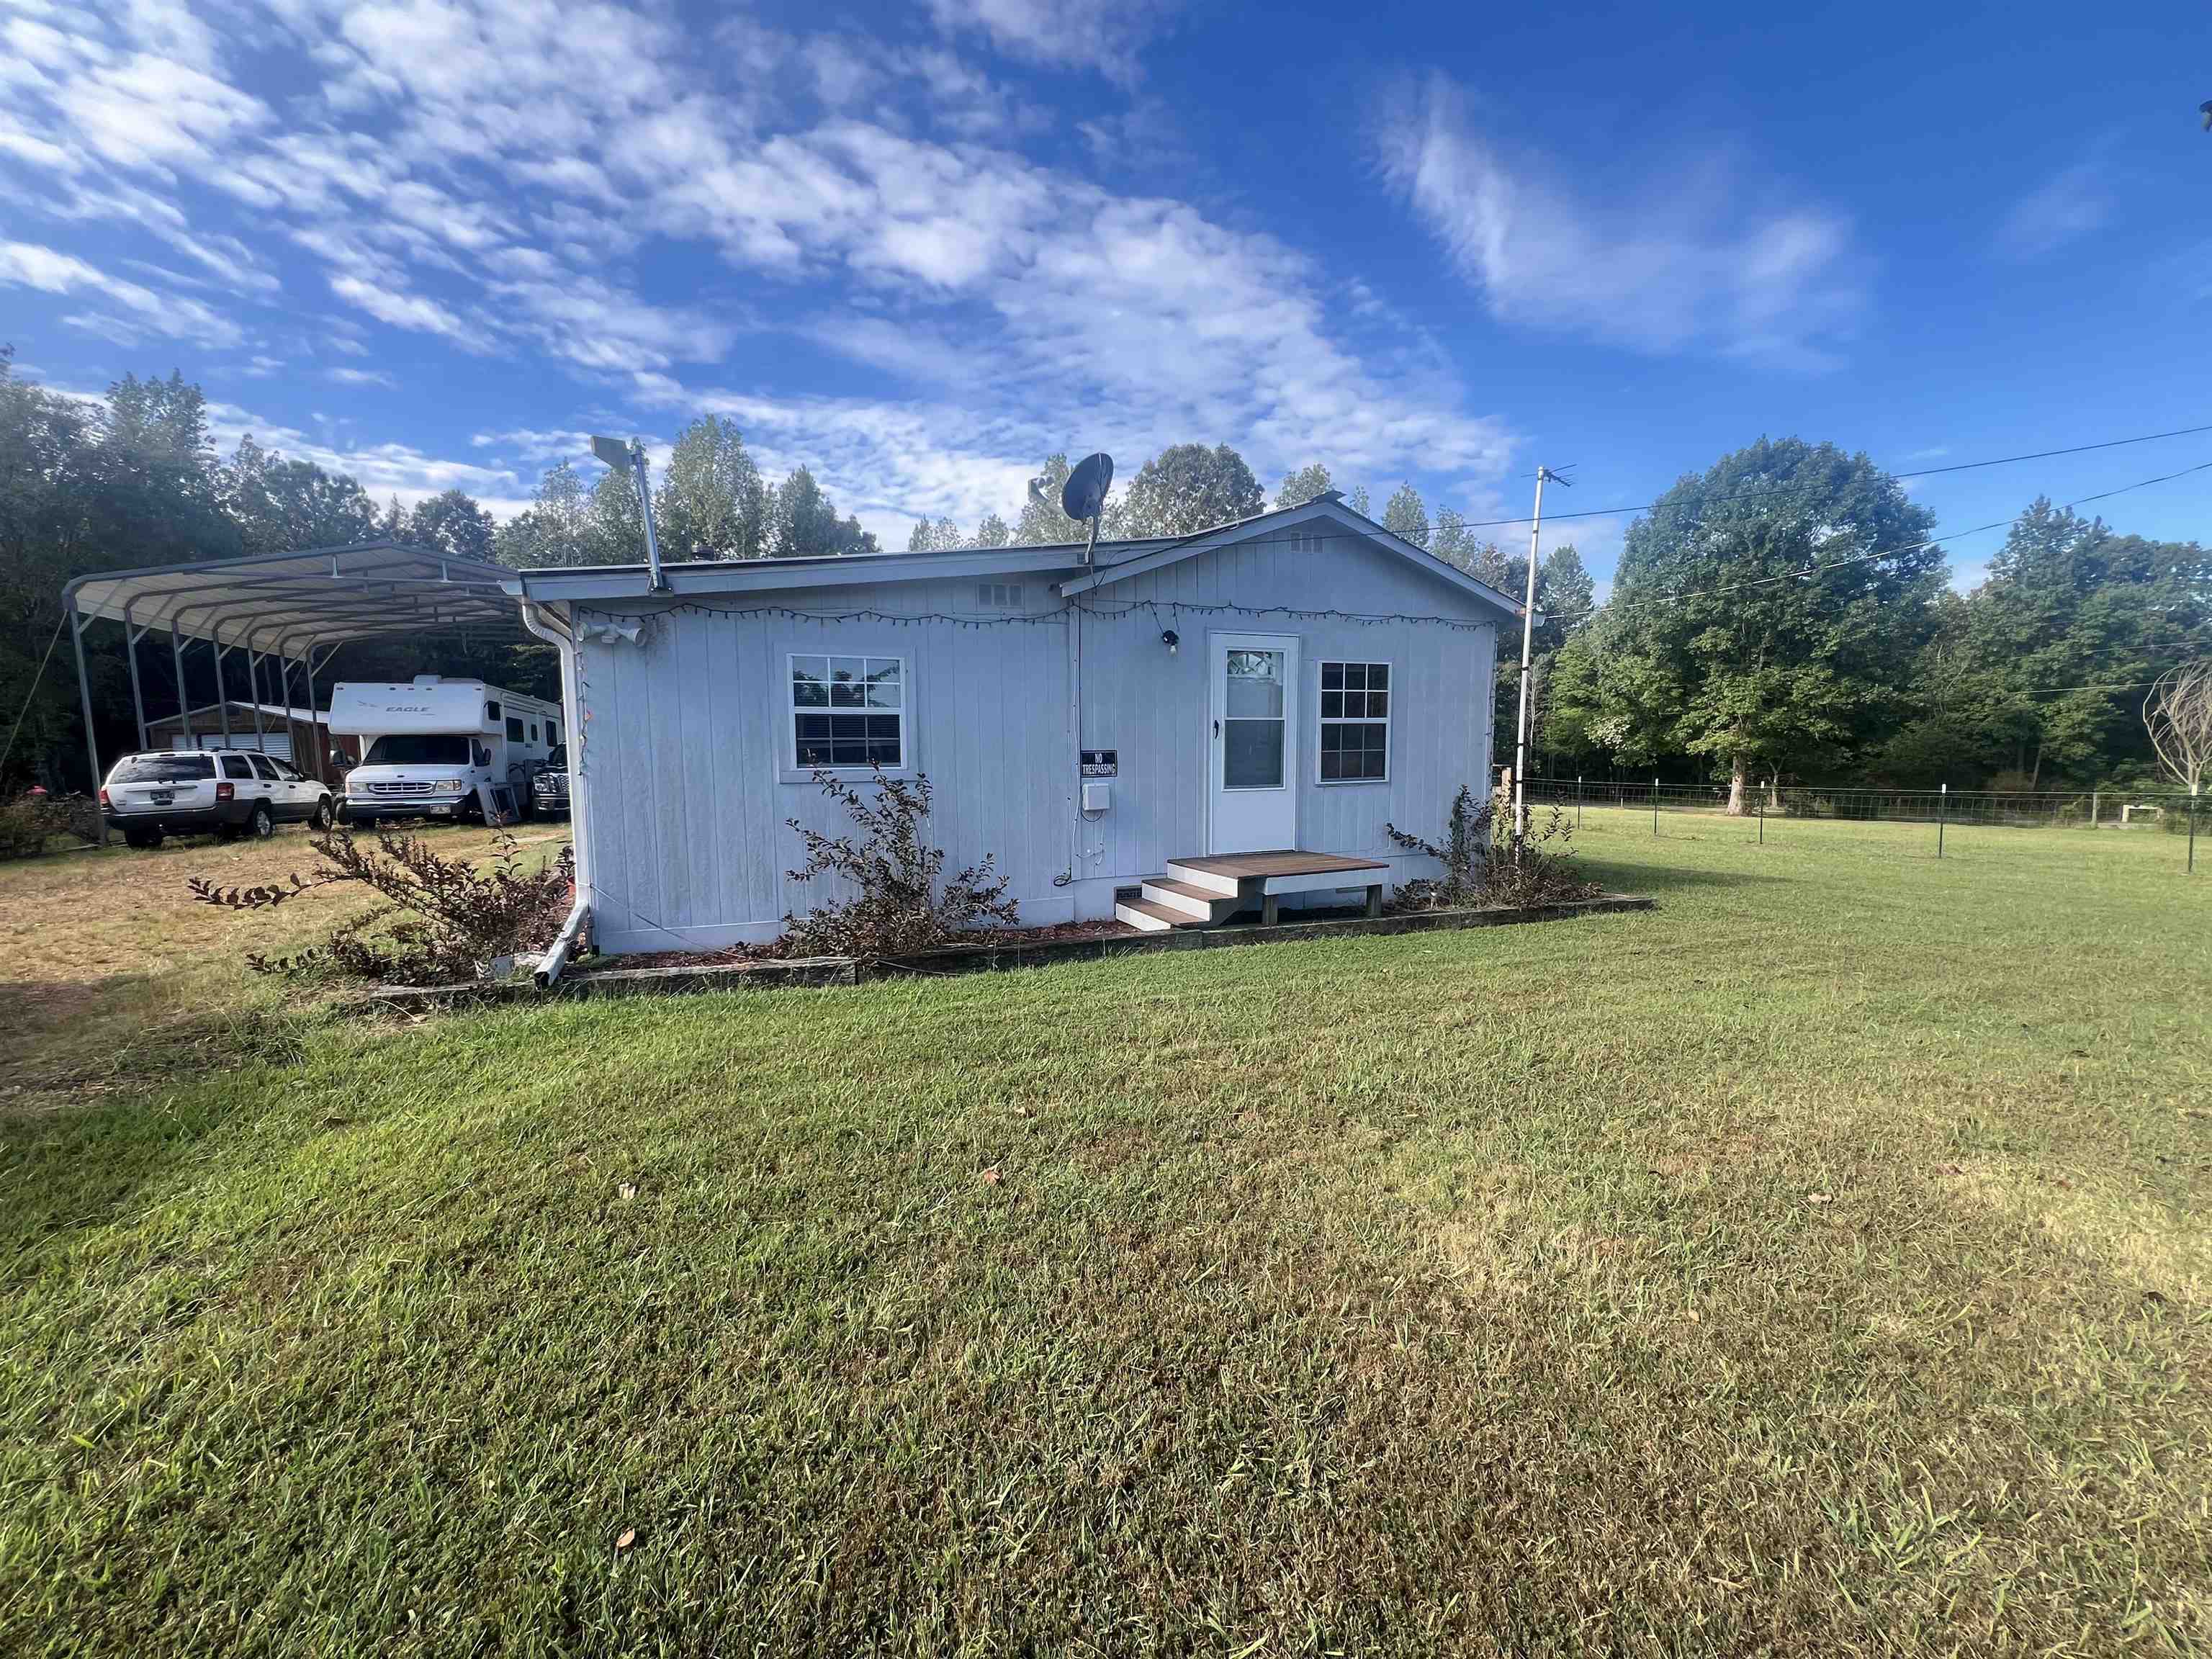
[1054,451,1114,567]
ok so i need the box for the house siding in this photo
[570,526,1497,953]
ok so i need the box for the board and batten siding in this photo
[569,527,1497,953]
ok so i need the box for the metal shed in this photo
[61,541,524,835]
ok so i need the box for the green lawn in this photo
[2,815,2208,1655]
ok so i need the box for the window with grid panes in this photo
[790,654,904,768]
[1318,661,1389,781]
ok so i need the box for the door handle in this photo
[1213,719,1220,738]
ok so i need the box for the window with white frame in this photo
[1318,661,1389,781]
[790,654,904,769]
[976,581,1025,609]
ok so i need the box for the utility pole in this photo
[1512,464,1570,854]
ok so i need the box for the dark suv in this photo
[531,744,570,818]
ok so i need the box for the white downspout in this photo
[520,595,593,986]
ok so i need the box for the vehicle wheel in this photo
[249,801,274,839]
[311,796,336,830]
[124,826,158,850]
[217,822,240,842]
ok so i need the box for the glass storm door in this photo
[1208,634,1298,853]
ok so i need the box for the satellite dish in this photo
[1061,452,1113,525]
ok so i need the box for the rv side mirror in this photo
[474,742,490,768]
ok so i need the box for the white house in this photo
[505,493,1521,956]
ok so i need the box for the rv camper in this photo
[329,676,559,826]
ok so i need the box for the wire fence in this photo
[1523,778,2204,870]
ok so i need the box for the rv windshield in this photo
[362,734,472,766]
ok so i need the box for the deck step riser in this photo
[1163,860,1245,897]
[1140,881,1241,922]
[1115,899,1204,932]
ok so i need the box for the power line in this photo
[1552,457,2212,621]
[1436,421,2212,532]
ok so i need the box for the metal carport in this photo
[62,540,527,839]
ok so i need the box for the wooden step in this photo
[1162,858,1244,897]
[1115,897,1205,932]
[1140,877,1246,922]
[1168,848,1391,897]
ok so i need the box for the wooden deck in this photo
[1167,850,1389,881]
[1117,849,1393,932]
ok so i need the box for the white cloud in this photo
[0,239,242,346]
[1378,72,1861,368]
[924,0,1177,83]
[328,367,395,387]
[206,400,531,517]
[328,273,475,342]
[1997,162,2109,260]
[3,0,1521,533]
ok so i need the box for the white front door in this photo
[1208,632,1298,853]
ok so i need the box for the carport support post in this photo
[1652,777,1659,837]
[1576,775,1583,830]
[169,626,189,748]
[123,613,148,752]
[68,602,105,844]
[1938,783,1947,860]
[214,644,233,747]
[303,647,325,783]
[248,650,264,751]
[2190,786,2199,876]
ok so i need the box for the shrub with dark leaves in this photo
[1387,785,1599,910]
[189,827,575,985]
[783,766,1017,958]
[0,793,91,860]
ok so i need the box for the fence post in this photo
[1758,783,1764,844]
[2192,785,2200,876]
[1938,782,1946,860]
[1652,777,1660,837]
[1577,774,1583,831]
[2090,787,2099,831]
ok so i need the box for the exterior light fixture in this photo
[1161,629,1179,654]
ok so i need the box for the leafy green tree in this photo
[404,489,496,562]
[769,467,875,559]
[1109,443,1262,539]
[220,436,381,554]
[493,462,593,568]
[1873,500,2211,786]
[974,511,1011,548]
[1431,508,1486,571]
[1274,463,1334,510]
[1346,483,1371,518]
[907,516,964,552]
[584,469,644,564]
[1549,439,1944,809]
[1382,481,1430,549]
[655,416,766,560]
[1013,454,1085,546]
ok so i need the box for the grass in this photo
[1,812,2207,1655]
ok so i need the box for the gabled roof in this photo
[505,497,1524,621]
[1059,495,1525,621]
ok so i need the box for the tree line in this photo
[4,351,2203,796]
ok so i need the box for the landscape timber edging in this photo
[356,892,1656,1014]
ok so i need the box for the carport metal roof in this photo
[60,540,529,821]
[63,539,524,660]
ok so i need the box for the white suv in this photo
[100,750,337,849]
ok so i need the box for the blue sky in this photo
[4,0,2208,590]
